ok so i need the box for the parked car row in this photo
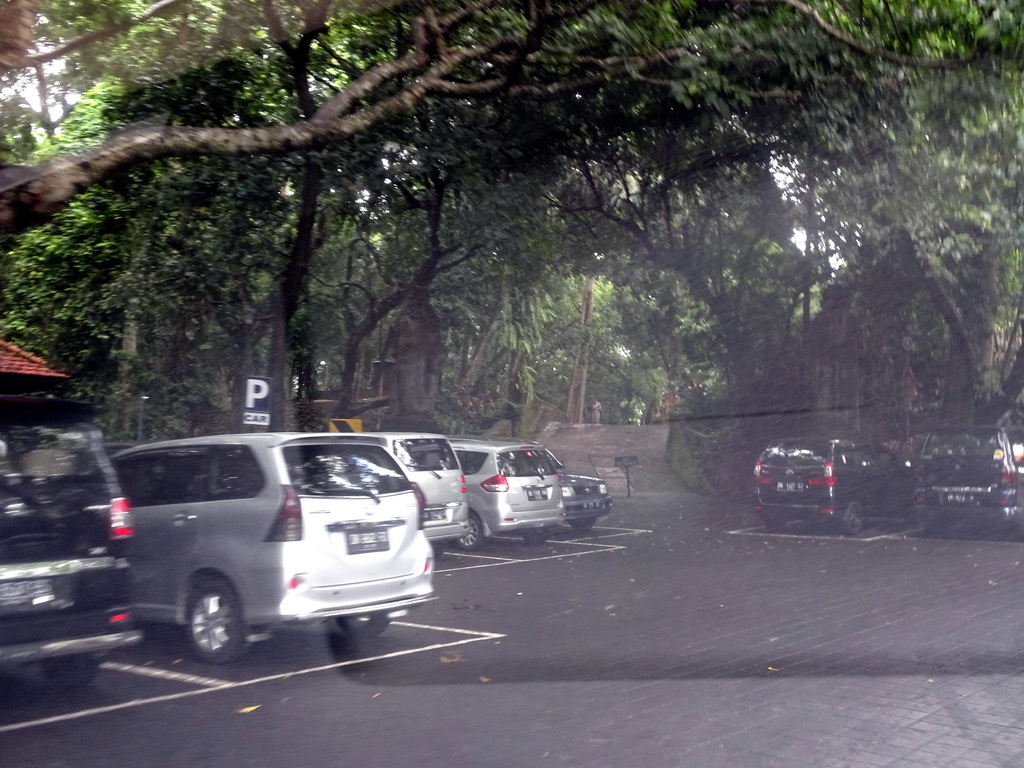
[0,396,614,684]
[753,426,1024,539]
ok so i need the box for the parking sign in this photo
[243,377,271,426]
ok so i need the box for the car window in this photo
[283,443,411,496]
[496,448,558,477]
[760,441,829,466]
[875,449,896,469]
[395,438,459,472]
[922,431,1002,460]
[843,444,874,468]
[455,449,487,474]
[116,449,208,506]
[1,424,103,480]
[209,445,264,500]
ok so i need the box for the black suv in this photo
[915,426,1024,537]
[0,396,140,686]
[543,450,612,533]
[753,436,915,535]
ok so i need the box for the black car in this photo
[915,426,1024,537]
[753,436,915,535]
[545,450,613,533]
[0,396,140,686]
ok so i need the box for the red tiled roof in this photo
[0,339,68,378]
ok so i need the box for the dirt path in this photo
[535,422,682,494]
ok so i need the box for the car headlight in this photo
[598,483,608,495]
[561,486,575,497]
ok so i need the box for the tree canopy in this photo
[4,1,1024,227]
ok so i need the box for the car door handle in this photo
[173,513,197,526]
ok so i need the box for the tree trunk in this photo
[566,277,595,424]
[380,286,446,431]
[268,155,323,429]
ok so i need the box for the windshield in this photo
[921,431,1004,461]
[395,438,459,472]
[496,448,558,478]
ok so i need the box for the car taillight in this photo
[808,462,835,487]
[1001,469,1015,487]
[412,482,427,529]
[266,485,303,542]
[480,474,509,493]
[460,475,467,494]
[754,461,772,485]
[109,497,134,539]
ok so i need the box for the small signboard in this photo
[614,455,638,498]
[243,377,271,427]
[328,418,363,433]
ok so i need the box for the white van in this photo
[113,433,435,663]
[335,433,468,547]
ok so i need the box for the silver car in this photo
[448,438,565,549]
[333,433,468,547]
[113,434,435,663]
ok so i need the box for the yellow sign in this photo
[328,418,363,433]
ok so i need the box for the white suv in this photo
[113,434,435,663]
[448,438,565,549]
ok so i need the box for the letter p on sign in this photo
[245,377,271,410]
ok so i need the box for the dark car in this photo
[753,436,915,535]
[544,451,612,533]
[914,426,1024,537]
[0,396,140,686]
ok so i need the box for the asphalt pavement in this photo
[5,489,1024,768]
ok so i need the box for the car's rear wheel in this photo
[332,612,391,640]
[41,654,101,688]
[521,528,548,545]
[455,511,486,551]
[837,502,865,536]
[186,576,246,664]
[568,517,597,533]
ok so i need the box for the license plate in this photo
[345,528,390,554]
[0,579,55,608]
[776,481,805,492]
[945,492,976,505]
[527,488,548,501]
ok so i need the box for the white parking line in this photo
[444,552,522,562]
[0,622,505,735]
[99,661,231,688]
[727,526,918,542]
[437,546,626,572]
[436,526,650,572]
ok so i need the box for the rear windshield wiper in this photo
[301,487,380,503]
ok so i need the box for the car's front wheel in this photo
[186,576,246,664]
[455,511,486,551]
